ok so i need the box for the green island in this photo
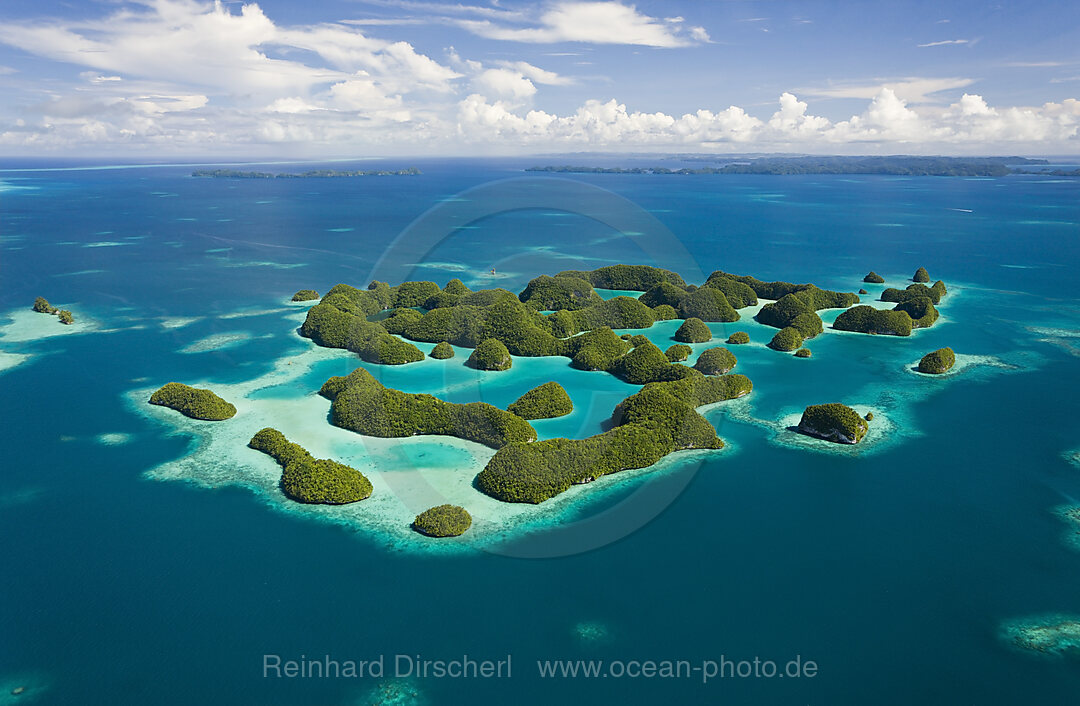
[32,296,75,325]
[797,403,869,444]
[192,167,421,178]
[291,289,320,302]
[665,344,692,362]
[833,306,913,336]
[674,317,711,343]
[429,341,455,359]
[693,347,737,375]
[913,267,930,283]
[794,348,812,358]
[918,347,956,374]
[468,338,513,371]
[149,382,236,421]
[769,327,804,351]
[726,331,750,345]
[413,505,473,537]
[249,427,372,504]
[863,271,885,284]
[507,382,573,420]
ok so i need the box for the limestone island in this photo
[863,271,885,284]
[918,347,956,374]
[32,296,75,325]
[413,505,473,537]
[507,382,573,420]
[249,428,372,504]
[693,347,737,375]
[291,289,320,302]
[665,344,692,362]
[149,382,237,421]
[797,403,869,444]
[727,331,750,344]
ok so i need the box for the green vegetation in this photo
[320,368,535,448]
[893,297,939,328]
[797,403,868,444]
[756,293,824,339]
[931,280,948,300]
[149,382,237,421]
[639,281,687,308]
[477,372,752,503]
[248,428,372,504]
[651,304,678,321]
[833,306,913,336]
[33,297,56,314]
[859,288,868,295]
[193,167,421,178]
[863,271,885,284]
[678,287,739,322]
[865,412,874,421]
[57,310,74,325]
[443,278,470,295]
[794,348,812,358]
[429,341,455,359]
[413,505,472,537]
[769,327,804,351]
[694,347,737,375]
[556,264,687,290]
[393,281,442,308]
[918,347,956,374]
[570,296,656,332]
[291,289,319,302]
[568,327,632,371]
[380,307,424,335]
[913,267,930,283]
[727,331,750,344]
[507,382,573,420]
[468,338,512,370]
[701,274,758,308]
[674,317,711,343]
[423,291,460,309]
[299,285,424,365]
[628,334,650,346]
[519,275,601,310]
[665,344,692,362]
[611,341,696,384]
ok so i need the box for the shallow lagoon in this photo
[1,160,1079,704]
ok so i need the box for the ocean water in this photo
[1,159,1079,704]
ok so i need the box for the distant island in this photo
[527,156,1057,177]
[192,167,421,179]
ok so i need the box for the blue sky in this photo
[0,0,1077,156]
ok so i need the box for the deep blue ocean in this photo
[1,158,1079,705]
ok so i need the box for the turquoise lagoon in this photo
[0,159,1079,704]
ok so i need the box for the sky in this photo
[0,0,1078,157]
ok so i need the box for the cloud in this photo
[917,39,970,47]
[455,2,705,47]
[800,77,976,104]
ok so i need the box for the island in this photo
[665,344,692,362]
[693,347,737,375]
[468,338,512,371]
[726,331,750,344]
[794,348,812,358]
[1004,617,1080,655]
[32,296,75,325]
[57,310,74,325]
[797,403,869,444]
[674,317,711,343]
[769,327,804,351]
[428,341,455,359]
[149,382,237,420]
[192,167,421,178]
[291,289,320,302]
[507,382,573,420]
[913,267,930,283]
[863,271,885,284]
[413,505,473,537]
[833,306,913,336]
[918,347,956,374]
[249,428,372,504]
